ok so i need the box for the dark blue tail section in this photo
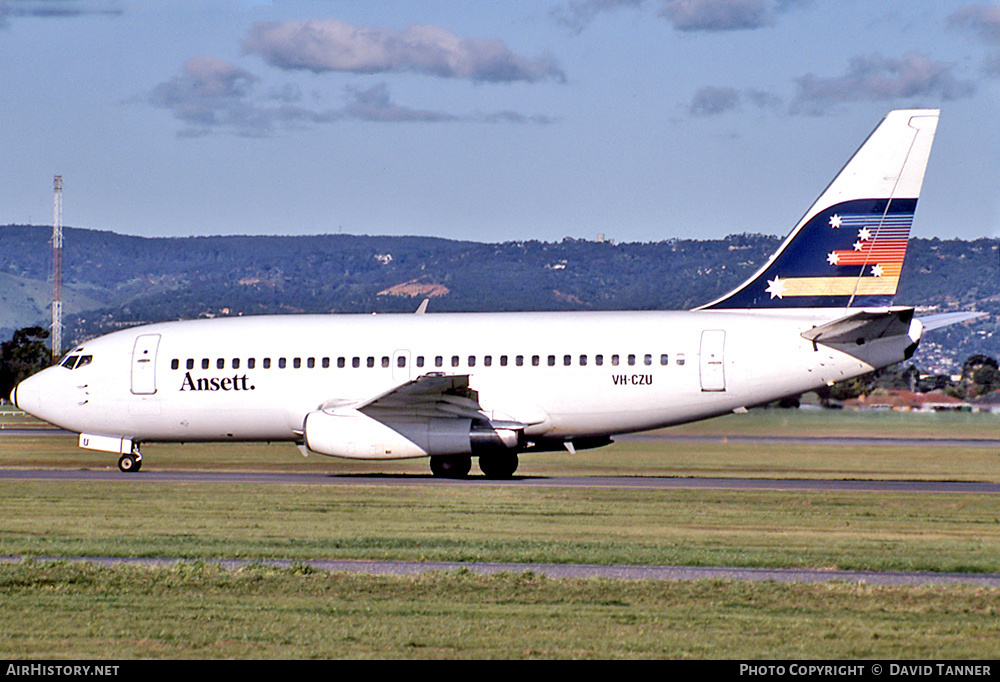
[701,110,938,310]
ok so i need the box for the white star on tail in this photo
[827,251,840,265]
[829,214,842,228]
[765,276,787,299]
[858,227,872,241]
[871,264,884,277]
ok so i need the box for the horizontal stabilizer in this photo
[801,308,915,346]
[917,311,986,332]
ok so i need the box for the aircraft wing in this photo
[356,373,486,420]
[319,373,501,422]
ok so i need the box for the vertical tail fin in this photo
[700,109,939,310]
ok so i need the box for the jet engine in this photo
[303,408,522,460]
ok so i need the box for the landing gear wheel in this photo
[118,453,142,473]
[429,455,472,478]
[479,453,518,480]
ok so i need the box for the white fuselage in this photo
[13,308,919,457]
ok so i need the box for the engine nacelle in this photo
[303,409,521,460]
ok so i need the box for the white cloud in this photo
[687,86,741,116]
[948,5,1000,45]
[686,85,782,116]
[0,0,122,25]
[550,0,645,34]
[550,0,807,33]
[242,19,566,83]
[146,58,558,136]
[791,52,976,115]
[341,83,457,123]
[147,56,264,134]
[660,0,774,32]
[948,5,1000,78]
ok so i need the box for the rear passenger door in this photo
[699,330,726,392]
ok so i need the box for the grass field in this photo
[2,407,999,658]
[3,561,999,659]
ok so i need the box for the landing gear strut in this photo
[118,446,143,473]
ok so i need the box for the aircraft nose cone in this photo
[12,376,40,416]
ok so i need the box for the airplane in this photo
[10,109,981,479]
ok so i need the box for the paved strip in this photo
[3,555,999,587]
[2,468,999,495]
[6,427,1000,449]
[619,433,1000,448]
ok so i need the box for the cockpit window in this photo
[58,354,93,370]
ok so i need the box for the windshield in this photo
[58,354,93,370]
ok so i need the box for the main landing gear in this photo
[478,452,518,480]
[429,454,471,478]
[428,452,519,480]
[118,446,143,473]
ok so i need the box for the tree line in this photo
[2,225,998,374]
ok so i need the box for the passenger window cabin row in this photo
[170,353,676,372]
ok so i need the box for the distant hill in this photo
[1,224,997,375]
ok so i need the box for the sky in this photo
[1,0,999,244]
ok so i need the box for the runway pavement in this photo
[3,553,1000,587]
[5,425,1000,448]
[2,467,1000,494]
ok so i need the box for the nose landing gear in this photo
[117,446,143,473]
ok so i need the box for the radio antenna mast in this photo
[52,175,63,362]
